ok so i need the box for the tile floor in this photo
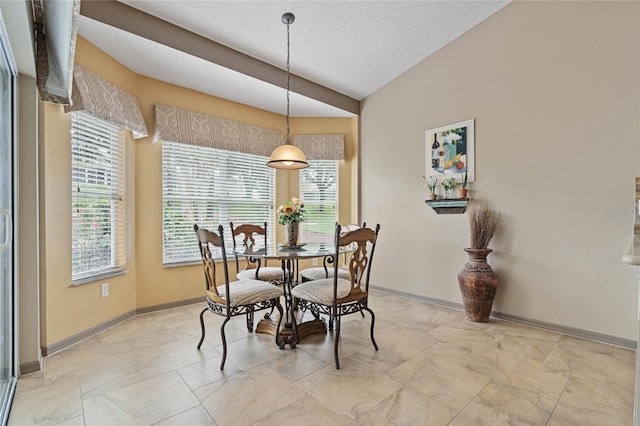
[8,290,635,425]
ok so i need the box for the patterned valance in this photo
[154,104,345,159]
[154,104,283,156]
[33,0,80,104]
[293,134,345,160]
[65,65,148,139]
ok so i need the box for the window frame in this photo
[70,112,127,285]
[299,159,339,244]
[161,142,276,265]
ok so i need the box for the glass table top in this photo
[231,242,339,260]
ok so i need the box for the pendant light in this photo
[267,12,308,170]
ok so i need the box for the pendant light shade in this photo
[267,144,308,169]
[268,12,308,170]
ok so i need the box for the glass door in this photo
[0,9,17,426]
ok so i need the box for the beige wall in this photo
[132,75,287,309]
[40,37,358,344]
[361,1,639,340]
[133,87,357,308]
[41,38,139,344]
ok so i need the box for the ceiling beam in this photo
[80,0,360,115]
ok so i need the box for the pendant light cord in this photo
[267,12,307,169]
[286,19,291,144]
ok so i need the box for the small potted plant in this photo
[423,176,438,200]
[441,177,457,199]
[457,173,468,199]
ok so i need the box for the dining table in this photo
[232,242,344,348]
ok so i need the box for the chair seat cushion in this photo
[300,267,350,281]
[236,267,283,282]
[207,279,283,307]
[291,278,354,305]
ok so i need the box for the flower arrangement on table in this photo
[277,197,305,224]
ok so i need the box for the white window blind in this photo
[162,142,275,264]
[71,112,126,282]
[300,160,338,244]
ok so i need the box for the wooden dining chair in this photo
[290,223,381,369]
[194,224,284,370]
[230,222,284,285]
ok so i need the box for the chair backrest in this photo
[194,224,231,304]
[336,222,365,268]
[339,222,365,235]
[230,222,269,272]
[333,223,380,298]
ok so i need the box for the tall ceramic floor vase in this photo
[285,222,299,246]
[457,248,498,322]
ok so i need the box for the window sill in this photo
[71,269,127,287]
[163,258,238,268]
[163,260,202,268]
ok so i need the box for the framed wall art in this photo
[425,118,474,182]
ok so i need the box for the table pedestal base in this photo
[256,317,326,348]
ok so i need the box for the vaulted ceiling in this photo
[78,1,509,117]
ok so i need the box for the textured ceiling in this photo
[78,0,509,117]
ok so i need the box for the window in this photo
[299,160,338,244]
[162,142,275,264]
[71,112,126,282]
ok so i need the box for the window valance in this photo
[33,0,80,104]
[65,65,148,139]
[154,104,282,156]
[293,134,344,161]
[154,104,345,159]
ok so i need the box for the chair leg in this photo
[274,299,285,349]
[197,308,207,350]
[364,307,379,351]
[289,302,298,350]
[334,314,341,369]
[219,317,231,370]
[246,307,254,332]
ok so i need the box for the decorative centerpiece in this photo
[458,199,501,322]
[278,197,305,246]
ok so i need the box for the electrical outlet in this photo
[101,282,109,298]
[312,258,318,266]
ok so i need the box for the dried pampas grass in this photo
[467,199,500,250]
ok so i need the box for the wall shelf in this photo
[424,198,469,214]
